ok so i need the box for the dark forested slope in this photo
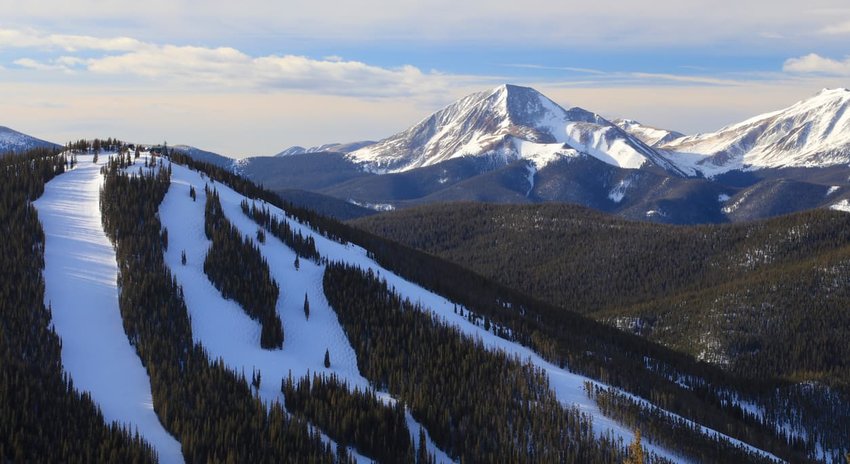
[352,202,850,389]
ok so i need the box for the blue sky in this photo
[2,0,850,156]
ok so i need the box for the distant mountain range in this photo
[276,140,375,157]
[6,85,850,223]
[0,126,61,154]
[236,85,850,223]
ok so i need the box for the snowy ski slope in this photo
[34,155,184,464]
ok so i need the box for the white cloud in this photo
[7,30,466,99]
[783,53,850,75]
[820,20,850,35]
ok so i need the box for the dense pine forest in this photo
[323,262,638,464]
[352,202,850,459]
[99,153,348,463]
[0,148,156,462]
[352,202,850,380]
[204,187,284,348]
[282,374,417,463]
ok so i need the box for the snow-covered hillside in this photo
[0,126,59,154]
[34,155,183,464]
[657,88,850,177]
[32,151,791,463]
[347,84,678,174]
[162,155,784,462]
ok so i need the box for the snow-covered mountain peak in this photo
[816,87,850,97]
[658,88,850,177]
[347,84,670,173]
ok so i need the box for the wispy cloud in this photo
[3,28,466,99]
[819,20,850,35]
[504,64,608,75]
[0,0,845,51]
[0,28,144,52]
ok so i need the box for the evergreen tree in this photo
[294,255,300,270]
[417,427,429,464]
[324,349,331,368]
[624,429,643,464]
[181,250,187,266]
[304,293,310,320]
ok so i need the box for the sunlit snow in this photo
[35,154,184,464]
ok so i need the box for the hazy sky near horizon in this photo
[2,0,850,157]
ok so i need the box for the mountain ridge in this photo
[0,126,61,154]
[656,87,850,177]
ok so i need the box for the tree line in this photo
[204,187,284,349]
[241,198,321,262]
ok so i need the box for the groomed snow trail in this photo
[34,154,184,464]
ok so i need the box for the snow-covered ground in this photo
[154,157,788,463]
[830,199,850,212]
[34,154,183,464]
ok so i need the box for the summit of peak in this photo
[816,87,850,95]
[493,83,538,94]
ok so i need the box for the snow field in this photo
[34,154,184,464]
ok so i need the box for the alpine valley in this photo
[3,84,850,464]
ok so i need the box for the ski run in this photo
[33,152,786,463]
[34,155,184,464]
